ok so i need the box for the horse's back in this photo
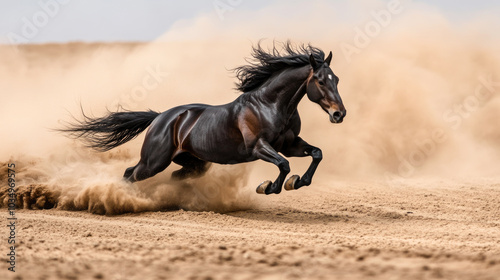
[147,103,207,131]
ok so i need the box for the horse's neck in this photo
[259,66,310,115]
[285,66,311,114]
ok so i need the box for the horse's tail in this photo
[59,109,160,152]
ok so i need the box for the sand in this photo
[1,178,499,280]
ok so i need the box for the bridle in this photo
[305,66,327,100]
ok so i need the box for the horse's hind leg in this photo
[171,163,210,180]
[124,166,136,179]
[124,152,174,182]
[171,152,211,180]
[124,126,175,183]
[124,154,173,183]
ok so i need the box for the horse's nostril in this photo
[328,109,344,123]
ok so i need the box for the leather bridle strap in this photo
[306,68,314,88]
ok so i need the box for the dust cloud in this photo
[1,1,499,214]
[0,150,254,214]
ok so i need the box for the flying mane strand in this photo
[234,41,326,93]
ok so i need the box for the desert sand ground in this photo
[1,178,499,280]
[1,34,500,280]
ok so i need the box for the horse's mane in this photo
[234,41,325,93]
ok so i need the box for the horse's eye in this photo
[318,81,325,86]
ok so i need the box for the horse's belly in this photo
[187,131,253,164]
[181,111,254,164]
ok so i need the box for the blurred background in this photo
[1,0,499,183]
[1,0,499,43]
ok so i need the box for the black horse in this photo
[62,43,346,195]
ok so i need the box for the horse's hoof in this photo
[284,175,300,191]
[256,180,272,194]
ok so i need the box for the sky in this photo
[1,0,499,44]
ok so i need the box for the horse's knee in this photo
[311,148,322,162]
[278,160,290,174]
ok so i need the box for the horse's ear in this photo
[309,54,318,69]
[325,51,333,66]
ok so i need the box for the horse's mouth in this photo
[329,115,342,123]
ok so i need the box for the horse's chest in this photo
[263,114,290,133]
[267,122,293,149]
[270,134,287,151]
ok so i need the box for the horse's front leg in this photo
[253,138,290,195]
[281,137,322,191]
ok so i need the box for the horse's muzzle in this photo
[328,109,346,123]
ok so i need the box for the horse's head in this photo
[306,51,346,123]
